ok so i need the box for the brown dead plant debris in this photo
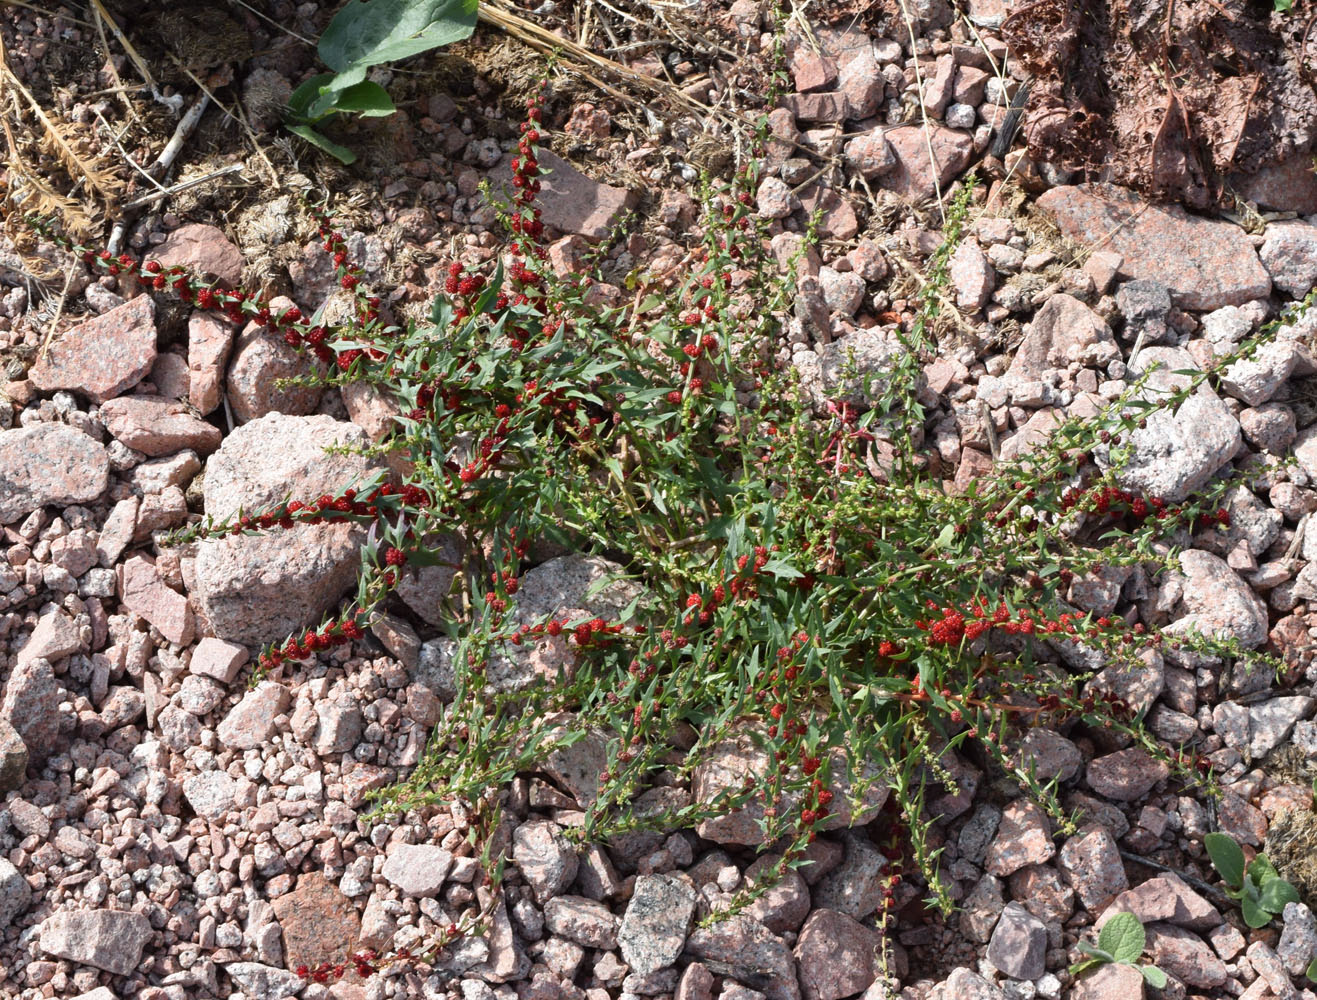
[0,34,125,244]
[1003,0,1317,210]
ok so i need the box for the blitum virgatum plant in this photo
[33,78,1311,972]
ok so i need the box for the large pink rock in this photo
[794,909,880,1000]
[30,295,156,402]
[151,223,244,287]
[191,413,387,646]
[1036,183,1271,310]
[99,396,222,457]
[489,149,637,240]
[879,125,973,201]
[0,424,109,523]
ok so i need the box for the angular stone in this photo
[30,295,156,402]
[271,872,361,974]
[381,844,453,897]
[99,395,222,457]
[1008,864,1075,925]
[218,681,290,750]
[1036,183,1271,310]
[490,149,637,240]
[183,770,237,821]
[1009,293,1118,379]
[1260,219,1317,299]
[986,901,1046,980]
[1098,346,1240,504]
[0,718,26,792]
[152,223,244,287]
[1221,340,1297,407]
[16,607,84,668]
[620,874,698,976]
[187,311,235,416]
[1147,923,1227,988]
[1012,728,1082,782]
[0,657,62,757]
[685,915,800,1000]
[1278,902,1317,975]
[941,968,1004,1000]
[1171,549,1269,649]
[1101,873,1220,932]
[227,298,323,424]
[843,131,897,179]
[0,424,109,523]
[119,554,194,646]
[1059,826,1129,911]
[0,857,31,930]
[190,637,249,683]
[193,413,386,645]
[743,854,812,934]
[950,240,994,312]
[794,909,880,1000]
[39,908,153,975]
[880,125,973,201]
[1069,961,1146,1000]
[314,697,363,754]
[544,896,619,950]
[1086,748,1168,802]
[512,821,578,903]
[985,799,1054,877]
[224,962,306,1000]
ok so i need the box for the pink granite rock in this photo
[151,223,244,287]
[794,909,880,1000]
[119,554,194,646]
[490,149,637,240]
[226,296,323,423]
[0,424,109,523]
[29,295,156,402]
[187,311,236,415]
[1036,183,1271,310]
[192,413,386,645]
[879,125,974,201]
[99,396,222,457]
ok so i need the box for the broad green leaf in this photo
[1076,941,1114,963]
[1259,877,1300,912]
[286,124,357,164]
[1250,854,1280,885]
[1141,965,1167,988]
[1205,832,1246,888]
[319,0,479,75]
[287,73,337,119]
[1241,894,1271,929]
[1306,955,1317,982]
[1098,912,1146,965]
[1067,957,1101,977]
[325,80,396,117]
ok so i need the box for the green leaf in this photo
[1067,957,1102,977]
[1098,912,1146,965]
[1205,832,1246,889]
[1141,965,1168,988]
[286,124,357,164]
[1076,942,1114,963]
[325,80,397,117]
[1306,955,1317,983]
[1241,894,1271,929]
[1250,854,1280,886]
[319,0,479,75]
[1259,877,1300,912]
[286,72,338,119]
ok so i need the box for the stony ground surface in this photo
[6,2,1317,1000]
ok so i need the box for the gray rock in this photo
[986,902,1047,980]
[0,717,27,791]
[1248,696,1314,758]
[543,896,619,949]
[0,657,62,759]
[0,424,109,524]
[1169,549,1269,649]
[512,820,579,903]
[811,830,888,920]
[225,961,306,1000]
[1116,279,1172,344]
[1259,219,1317,298]
[1278,901,1317,976]
[0,858,32,928]
[381,844,453,897]
[39,908,153,975]
[620,874,698,975]
[183,771,237,821]
[1097,346,1239,503]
